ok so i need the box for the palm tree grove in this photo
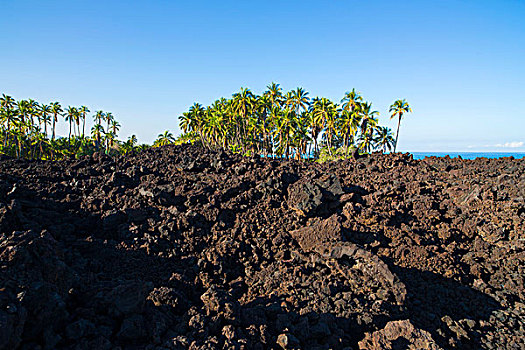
[0,94,144,159]
[179,84,408,160]
[0,94,182,160]
[1,85,410,161]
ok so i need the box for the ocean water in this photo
[410,152,525,160]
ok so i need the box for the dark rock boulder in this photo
[289,214,344,251]
[117,314,147,342]
[287,174,345,217]
[108,281,150,317]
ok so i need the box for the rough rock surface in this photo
[0,144,524,349]
[358,319,442,349]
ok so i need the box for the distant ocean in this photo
[410,152,525,160]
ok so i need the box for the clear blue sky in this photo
[2,0,524,151]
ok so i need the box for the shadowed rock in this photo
[0,144,519,349]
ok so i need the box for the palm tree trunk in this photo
[3,119,10,150]
[394,116,401,153]
[345,131,350,157]
[315,137,319,158]
[52,116,56,141]
[328,130,333,156]
[17,135,21,158]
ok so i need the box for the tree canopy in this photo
[1,86,411,162]
[178,83,405,160]
[0,93,151,160]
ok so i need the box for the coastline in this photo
[411,151,525,160]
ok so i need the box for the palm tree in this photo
[154,130,175,147]
[357,129,375,153]
[308,98,323,156]
[12,120,25,158]
[104,131,115,154]
[1,94,15,148]
[341,88,362,113]
[339,89,363,155]
[79,106,90,138]
[107,120,120,150]
[202,108,224,150]
[27,99,39,129]
[338,107,362,155]
[263,84,283,155]
[389,99,412,152]
[312,97,338,155]
[292,87,310,114]
[121,135,138,154]
[65,106,77,142]
[266,82,283,108]
[129,134,138,146]
[50,102,63,141]
[291,111,311,159]
[232,88,255,151]
[91,124,105,150]
[188,103,206,145]
[273,108,296,158]
[0,109,9,152]
[374,126,395,152]
[104,112,115,150]
[110,119,120,135]
[105,112,114,133]
[360,102,379,137]
[40,104,52,138]
[0,94,15,111]
[254,94,273,155]
[179,112,192,134]
[216,98,233,148]
[94,110,105,127]
[39,104,52,136]
[16,100,29,127]
[32,131,49,159]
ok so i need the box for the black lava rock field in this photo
[1,144,524,349]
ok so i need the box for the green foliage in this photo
[0,93,148,160]
[174,131,201,146]
[389,99,412,152]
[317,146,357,163]
[153,130,176,147]
[178,83,408,160]
[1,88,411,162]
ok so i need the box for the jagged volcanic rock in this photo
[0,144,524,349]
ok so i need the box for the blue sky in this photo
[1,0,524,151]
